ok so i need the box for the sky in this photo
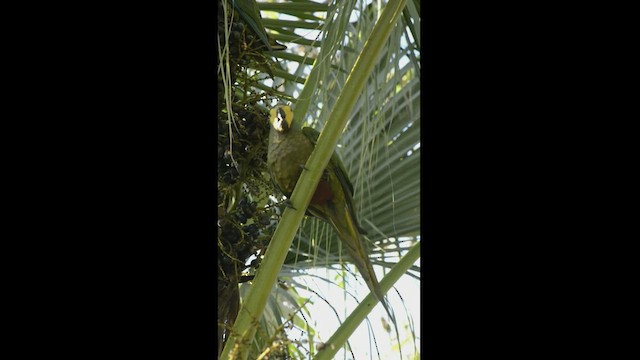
[287,257,421,359]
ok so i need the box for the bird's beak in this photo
[277,108,289,132]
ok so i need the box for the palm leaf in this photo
[218,0,420,358]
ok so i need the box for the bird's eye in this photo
[277,108,286,122]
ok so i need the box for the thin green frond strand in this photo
[262,18,323,30]
[258,2,329,12]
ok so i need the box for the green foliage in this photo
[218,0,421,358]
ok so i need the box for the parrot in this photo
[267,105,396,324]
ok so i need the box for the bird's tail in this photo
[332,208,382,295]
[332,208,396,323]
[331,206,402,356]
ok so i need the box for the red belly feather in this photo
[311,179,333,205]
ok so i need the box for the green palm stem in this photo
[219,0,408,358]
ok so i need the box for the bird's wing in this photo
[301,127,367,235]
[301,127,354,196]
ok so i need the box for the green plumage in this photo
[267,105,393,319]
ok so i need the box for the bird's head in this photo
[269,105,293,133]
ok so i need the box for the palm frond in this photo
[219,1,421,358]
